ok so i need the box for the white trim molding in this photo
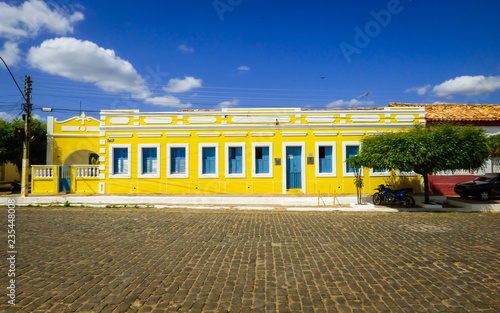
[109,144,132,179]
[281,132,307,137]
[252,142,273,178]
[137,144,161,179]
[199,143,219,179]
[315,142,337,178]
[165,133,191,137]
[167,143,189,179]
[342,141,363,177]
[225,143,246,178]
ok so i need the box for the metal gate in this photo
[58,166,71,192]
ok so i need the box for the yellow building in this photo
[0,162,20,183]
[33,107,424,195]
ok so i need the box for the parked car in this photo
[454,174,500,200]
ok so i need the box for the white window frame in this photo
[167,144,189,179]
[342,141,363,177]
[225,143,246,178]
[109,144,131,179]
[199,143,219,179]
[252,142,273,178]
[137,144,160,179]
[397,170,418,177]
[370,168,391,177]
[315,142,336,177]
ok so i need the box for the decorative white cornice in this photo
[281,132,307,137]
[251,132,275,137]
[305,116,335,123]
[223,132,247,137]
[395,115,416,122]
[165,133,191,137]
[351,116,381,123]
[110,117,130,125]
[232,116,291,124]
[188,117,217,124]
[341,131,365,136]
[197,133,221,137]
[99,123,418,132]
[51,134,101,138]
[313,132,338,136]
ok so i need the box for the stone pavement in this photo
[0,207,499,313]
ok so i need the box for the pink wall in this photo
[429,175,480,196]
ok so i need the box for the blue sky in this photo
[1,0,500,120]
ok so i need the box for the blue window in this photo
[171,147,186,174]
[373,168,387,173]
[255,146,269,174]
[202,147,216,174]
[142,148,157,174]
[345,145,359,173]
[318,146,332,173]
[228,147,243,174]
[113,148,128,174]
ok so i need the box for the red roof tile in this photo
[387,103,500,121]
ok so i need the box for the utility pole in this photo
[21,75,32,197]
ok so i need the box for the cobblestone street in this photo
[1,207,499,312]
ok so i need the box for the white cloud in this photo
[163,76,202,93]
[0,111,43,122]
[27,37,200,109]
[0,112,19,121]
[237,65,250,71]
[432,75,500,97]
[144,96,192,108]
[0,0,84,39]
[178,44,194,53]
[432,101,452,105]
[405,84,430,95]
[326,99,374,108]
[216,98,239,109]
[0,41,21,66]
[27,37,150,98]
[32,113,45,122]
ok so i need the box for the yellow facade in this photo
[47,112,101,166]
[39,107,424,195]
[0,162,20,183]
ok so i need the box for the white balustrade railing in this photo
[32,166,55,178]
[75,166,100,178]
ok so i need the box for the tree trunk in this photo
[423,172,430,204]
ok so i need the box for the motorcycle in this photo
[373,184,415,208]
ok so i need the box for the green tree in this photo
[0,118,47,174]
[347,155,364,204]
[487,134,500,158]
[349,124,490,204]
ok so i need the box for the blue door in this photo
[59,166,71,192]
[286,147,302,189]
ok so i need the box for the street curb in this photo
[1,194,497,212]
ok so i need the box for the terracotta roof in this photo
[388,103,500,121]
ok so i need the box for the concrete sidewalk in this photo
[2,193,499,212]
